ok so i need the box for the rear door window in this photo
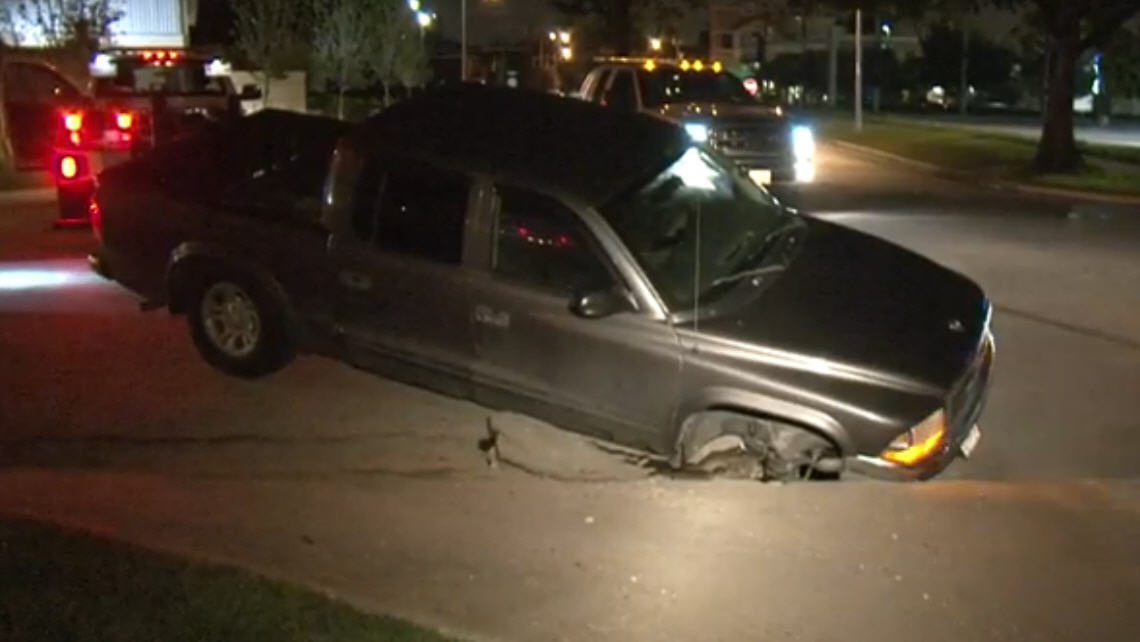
[353,160,471,264]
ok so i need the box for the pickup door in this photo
[466,184,683,453]
[331,156,478,398]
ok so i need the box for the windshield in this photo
[600,147,797,311]
[638,69,756,106]
[94,61,230,97]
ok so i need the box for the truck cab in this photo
[578,58,816,186]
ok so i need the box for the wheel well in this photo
[167,256,222,314]
[675,405,844,468]
[166,255,285,316]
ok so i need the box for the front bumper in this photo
[719,150,813,184]
[847,333,996,481]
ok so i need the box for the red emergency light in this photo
[58,155,79,180]
[62,111,83,132]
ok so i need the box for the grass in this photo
[816,116,1140,197]
[0,518,462,642]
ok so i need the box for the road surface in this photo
[1,145,1137,642]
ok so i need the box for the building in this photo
[1,0,196,49]
[708,0,921,67]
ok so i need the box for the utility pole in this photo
[461,0,468,81]
[959,26,970,116]
[855,8,863,131]
[828,22,839,107]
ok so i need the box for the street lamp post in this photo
[855,8,863,131]
[461,0,467,81]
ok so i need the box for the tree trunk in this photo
[1035,35,1080,172]
[261,71,272,109]
[337,88,345,120]
[959,28,970,116]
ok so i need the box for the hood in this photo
[699,217,989,391]
[652,102,785,126]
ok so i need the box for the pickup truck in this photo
[22,49,259,224]
[91,86,993,481]
[578,58,815,185]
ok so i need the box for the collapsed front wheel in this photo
[187,274,294,378]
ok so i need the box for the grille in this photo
[712,125,789,153]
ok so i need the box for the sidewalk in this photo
[1,468,1137,642]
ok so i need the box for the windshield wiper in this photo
[709,263,787,288]
[708,218,803,289]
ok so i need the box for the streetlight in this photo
[649,36,663,52]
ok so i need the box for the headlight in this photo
[792,125,815,160]
[684,122,710,143]
[881,409,946,466]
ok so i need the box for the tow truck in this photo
[50,48,259,224]
[578,57,815,187]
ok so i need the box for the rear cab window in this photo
[351,158,472,265]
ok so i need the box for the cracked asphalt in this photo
[1,144,1138,641]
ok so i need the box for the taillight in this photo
[115,111,133,130]
[58,155,79,179]
[89,195,103,239]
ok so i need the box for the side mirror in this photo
[239,84,263,100]
[569,288,634,319]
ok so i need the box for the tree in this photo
[358,0,428,107]
[231,0,305,107]
[993,0,1140,171]
[550,0,702,55]
[919,21,1017,106]
[310,0,373,119]
[3,0,122,49]
[390,27,430,94]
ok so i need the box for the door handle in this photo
[338,270,372,291]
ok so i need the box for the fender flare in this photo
[670,386,855,467]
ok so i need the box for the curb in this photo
[829,139,1140,207]
[0,187,56,205]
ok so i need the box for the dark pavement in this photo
[0,144,1138,641]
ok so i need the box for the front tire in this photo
[187,273,294,378]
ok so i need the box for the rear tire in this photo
[186,272,294,378]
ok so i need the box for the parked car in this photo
[578,57,816,185]
[90,87,993,481]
